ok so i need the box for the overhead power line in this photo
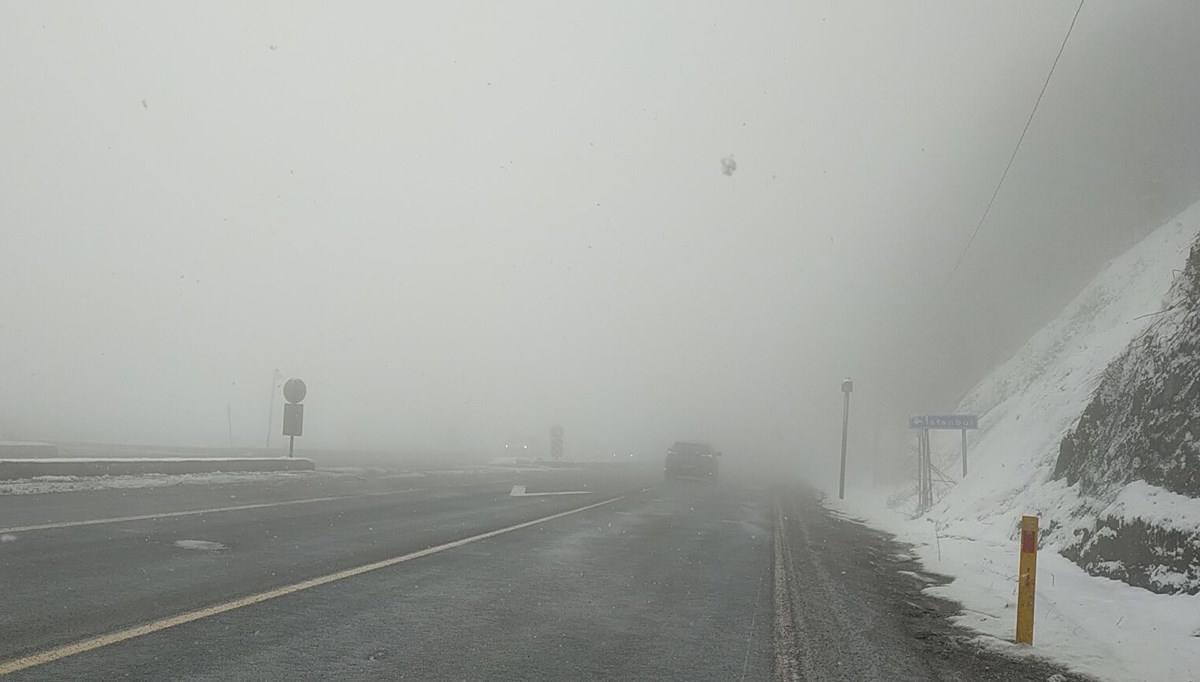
[939,0,1086,292]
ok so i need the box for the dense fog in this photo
[3,2,1199,476]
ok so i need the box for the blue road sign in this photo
[909,414,978,430]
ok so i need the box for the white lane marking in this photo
[174,540,227,552]
[509,484,592,497]
[0,493,627,677]
[0,488,425,535]
[740,559,769,682]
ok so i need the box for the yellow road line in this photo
[0,493,626,676]
[772,500,800,682]
[0,488,425,534]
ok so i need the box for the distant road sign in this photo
[282,403,304,437]
[283,378,307,404]
[909,414,978,430]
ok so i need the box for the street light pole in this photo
[839,377,854,500]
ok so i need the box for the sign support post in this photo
[265,369,282,448]
[839,378,853,500]
[916,429,925,507]
[908,414,979,512]
[961,428,968,477]
[921,428,931,510]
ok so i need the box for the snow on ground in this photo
[486,457,586,471]
[0,456,301,463]
[317,467,429,478]
[0,470,324,495]
[829,203,1200,681]
[1102,480,1200,535]
[0,462,558,496]
[928,207,1200,550]
[831,493,1200,682]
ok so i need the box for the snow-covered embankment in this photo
[832,201,1200,681]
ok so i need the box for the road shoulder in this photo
[772,488,1095,682]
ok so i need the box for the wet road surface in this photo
[0,464,1088,680]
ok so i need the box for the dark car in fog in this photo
[664,441,720,479]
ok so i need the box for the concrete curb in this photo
[0,458,315,480]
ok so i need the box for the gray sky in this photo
[2,2,1198,470]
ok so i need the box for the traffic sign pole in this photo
[961,428,968,477]
[908,413,979,504]
[265,369,281,448]
[839,378,853,500]
[922,428,931,510]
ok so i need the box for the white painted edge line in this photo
[0,488,425,534]
[0,493,626,677]
[509,484,592,497]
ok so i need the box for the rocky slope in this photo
[912,200,1200,594]
[1056,235,1200,593]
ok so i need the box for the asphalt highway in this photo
[0,464,1088,681]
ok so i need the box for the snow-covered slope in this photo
[832,200,1200,682]
[1053,221,1200,593]
[925,204,1200,551]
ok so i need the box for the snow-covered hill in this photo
[926,203,1199,556]
[1055,222,1200,593]
[833,200,1200,681]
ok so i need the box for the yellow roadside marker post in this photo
[1016,514,1038,644]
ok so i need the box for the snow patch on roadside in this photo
[831,493,1200,682]
[320,467,427,478]
[921,208,1200,552]
[0,456,299,463]
[1101,480,1200,534]
[830,203,1200,681]
[0,470,323,496]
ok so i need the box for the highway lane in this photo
[0,465,646,664]
[0,466,556,531]
[0,465,1090,680]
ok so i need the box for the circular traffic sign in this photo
[283,378,307,404]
